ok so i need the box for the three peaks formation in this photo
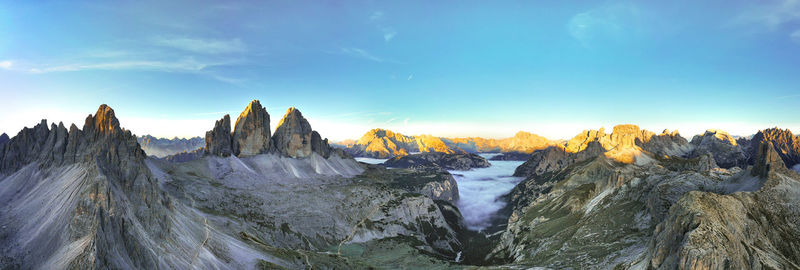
[205,100,336,159]
[0,100,799,269]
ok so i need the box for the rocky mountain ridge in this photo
[2,103,799,269]
[0,105,173,269]
[345,128,559,158]
[383,152,491,171]
[137,135,203,158]
[0,103,472,269]
[205,100,336,159]
[490,124,800,269]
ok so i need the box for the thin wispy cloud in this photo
[0,61,12,69]
[151,37,246,54]
[383,28,397,42]
[340,47,385,62]
[370,10,398,42]
[370,11,384,21]
[792,30,800,43]
[732,0,800,43]
[567,4,642,48]
[734,0,800,29]
[27,58,217,73]
[384,117,398,124]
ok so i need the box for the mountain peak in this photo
[276,107,302,127]
[205,114,233,157]
[273,107,315,158]
[85,104,121,134]
[232,99,271,156]
[748,127,800,168]
[752,141,787,178]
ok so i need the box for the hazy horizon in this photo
[0,101,794,142]
[2,1,799,141]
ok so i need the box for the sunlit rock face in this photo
[746,128,800,168]
[272,107,319,158]
[445,131,558,154]
[232,100,271,157]
[492,130,800,268]
[204,114,233,157]
[351,129,419,158]
[565,124,659,152]
[349,129,557,158]
[689,129,747,168]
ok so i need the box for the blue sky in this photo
[1,0,799,141]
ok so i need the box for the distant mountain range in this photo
[137,135,204,157]
[340,128,559,158]
[2,101,799,269]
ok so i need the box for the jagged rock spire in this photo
[232,100,271,157]
[85,104,121,135]
[747,128,800,167]
[0,104,146,173]
[0,133,9,146]
[272,107,314,158]
[272,107,332,158]
[752,141,787,178]
[205,115,233,157]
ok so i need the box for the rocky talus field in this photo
[1,101,799,269]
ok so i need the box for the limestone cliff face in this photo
[689,129,747,168]
[746,128,800,168]
[348,129,556,158]
[444,131,557,154]
[350,129,424,158]
[0,105,171,269]
[512,141,605,178]
[648,141,800,269]
[564,124,658,153]
[232,100,272,157]
[203,104,336,159]
[0,133,9,146]
[0,105,150,174]
[751,141,787,178]
[640,129,692,157]
[204,114,233,157]
[272,107,332,158]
